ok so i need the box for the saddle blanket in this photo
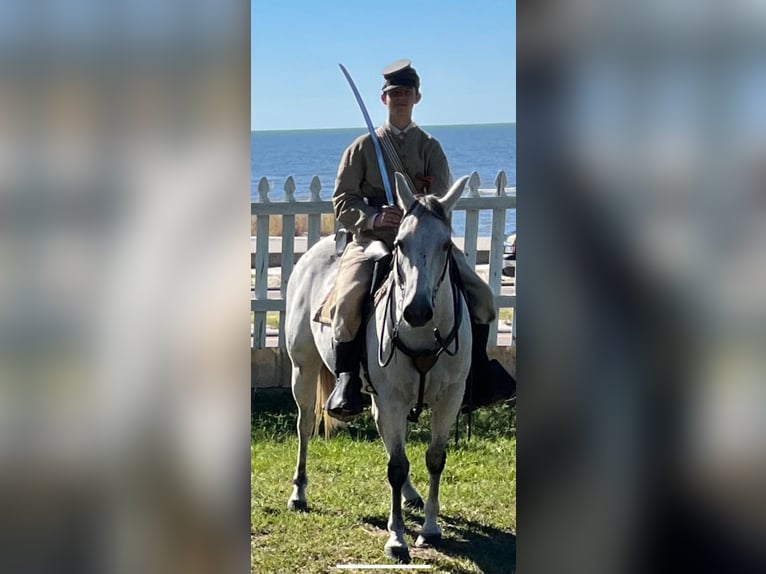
[313,275,392,326]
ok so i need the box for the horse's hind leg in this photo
[415,399,460,547]
[287,359,320,512]
[402,476,423,510]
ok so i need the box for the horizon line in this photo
[250,121,516,134]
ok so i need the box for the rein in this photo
[378,243,464,423]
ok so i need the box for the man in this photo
[325,59,515,421]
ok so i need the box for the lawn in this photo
[251,389,516,573]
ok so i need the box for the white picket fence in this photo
[251,170,516,349]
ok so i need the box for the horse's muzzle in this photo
[403,299,433,327]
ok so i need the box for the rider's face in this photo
[381,87,420,113]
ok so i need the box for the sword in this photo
[338,63,394,205]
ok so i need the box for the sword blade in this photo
[338,63,394,205]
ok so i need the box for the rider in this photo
[325,59,516,421]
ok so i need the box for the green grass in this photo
[252,389,516,573]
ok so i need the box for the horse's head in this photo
[392,173,469,327]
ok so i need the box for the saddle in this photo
[313,232,394,326]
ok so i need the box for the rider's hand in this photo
[373,205,403,231]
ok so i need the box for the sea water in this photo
[251,123,516,236]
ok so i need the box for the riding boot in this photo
[325,338,364,421]
[462,323,516,412]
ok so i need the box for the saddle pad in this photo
[313,288,337,326]
[313,273,393,327]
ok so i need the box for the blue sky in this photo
[251,0,515,131]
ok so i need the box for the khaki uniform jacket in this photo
[332,124,450,246]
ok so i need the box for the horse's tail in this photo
[313,364,345,438]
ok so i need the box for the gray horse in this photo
[285,173,472,563]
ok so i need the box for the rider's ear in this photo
[394,172,416,212]
[437,176,468,215]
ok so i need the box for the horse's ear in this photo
[437,176,468,215]
[394,172,416,212]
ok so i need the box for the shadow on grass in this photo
[252,387,515,443]
[361,513,515,574]
[437,513,516,574]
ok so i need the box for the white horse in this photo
[285,173,472,563]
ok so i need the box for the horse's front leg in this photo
[376,404,412,564]
[416,390,462,547]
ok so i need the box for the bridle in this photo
[377,209,465,423]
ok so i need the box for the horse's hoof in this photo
[287,499,308,512]
[385,546,411,564]
[404,497,424,511]
[415,533,442,548]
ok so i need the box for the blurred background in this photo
[0,2,250,573]
[518,0,766,572]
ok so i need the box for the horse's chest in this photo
[370,347,468,395]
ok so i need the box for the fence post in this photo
[279,177,297,348]
[257,176,271,203]
[308,176,323,248]
[253,177,271,347]
[284,175,296,202]
[463,171,481,268]
[488,171,508,344]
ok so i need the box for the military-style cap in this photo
[381,59,420,92]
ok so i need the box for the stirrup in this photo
[324,372,364,421]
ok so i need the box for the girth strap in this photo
[408,372,427,424]
[390,341,441,423]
